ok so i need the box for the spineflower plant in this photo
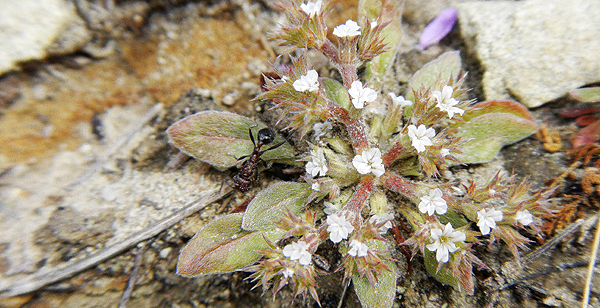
[166,0,553,307]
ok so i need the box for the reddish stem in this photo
[380,172,420,203]
[344,176,374,215]
[391,223,413,275]
[326,100,370,152]
[318,40,340,66]
[339,64,358,88]
[381,139,408,167]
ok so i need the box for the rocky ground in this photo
[0,0,599,307]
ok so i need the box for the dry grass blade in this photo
[581,212,600,308]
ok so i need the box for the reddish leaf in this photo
[576,115,599,126]
[461,100,534,122]
[572,119,600,148]
[559,106,600,118]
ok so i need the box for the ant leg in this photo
[260,141,285,155]
[248,125,257,147]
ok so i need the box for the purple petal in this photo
[418,8,457,51]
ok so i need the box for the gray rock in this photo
[457,0,600,108]
[0,0,89,75]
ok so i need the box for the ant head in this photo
[256,128,276,145]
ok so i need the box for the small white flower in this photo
[311,182,320,191]
[418,188,447,216]
[305,149,328,177]
[426,223,466,263]
[516,210,534,226]
[282,240,312,265]
[326,213,354,243]
[407,124,435,153]
[369,213,394,234]
[323,201,341,215]
[440,148,450,157]
[282,267,295,278]
[348,80,377,109]
[333,19,361,37]
[293,69,319,93]
[348,240,369,257]
[388,93,413,108]
[477,208,504,235]
[300,0,322,16]
[431,85,464,119]
[352,148,385,177]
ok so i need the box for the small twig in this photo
[522,217,588,265]
[581,212,600,308]
[118,245,144,308]
[0,187,232,298]
[498,261,599,291]
[337,280,351,308]
[497,216,596,291]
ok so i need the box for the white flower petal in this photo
[293,70,320,93]
[516,210,534,226]
[351,148,385,177]
[326,214,354,243]
[477,208,504,235]
[388,93,413,108]
[300,0,322,16]
[408,124,435,153]
[427,223,465,263]
[348,240,369,257]
[333,19,361,37]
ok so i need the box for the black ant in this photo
[232,126,285,192]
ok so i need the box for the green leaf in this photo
[361,0,403,84]
[568,87,600,103]
[353,240,397,308]
[406,51,461,102]
[423,248,458,288]
[437,209,469,228]
[321,77,350,110]
[166,110,294,168]
[242,182,312,231]
[177,213,285,277]
[453,106,539,164]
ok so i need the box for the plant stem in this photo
[344,175,374,216]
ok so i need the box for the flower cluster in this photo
[172,1,553,306]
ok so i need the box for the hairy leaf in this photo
[177,213,285,277]
[406,50,461,102]
[360,0,403,84]
[460,100,534,122]
[321,77,350,110]
[353,240,397,308]
[572,118,600,147]
[166,110,294,168]
[568,87,600,103]
[452,102,538,164]
[242,182,312,231]
[423,248,458,288]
